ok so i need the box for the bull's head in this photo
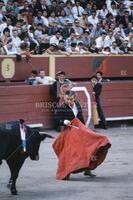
[27,130,54,161]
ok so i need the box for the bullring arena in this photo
[0,54,133,200]
[0,0,133,199]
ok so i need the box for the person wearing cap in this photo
[62,19,75,39]
[51,71,71,106]
[90,75,108,129]
[51,71,71,131]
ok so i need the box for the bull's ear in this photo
[39,133,54,141]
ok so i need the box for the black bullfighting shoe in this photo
[83,170,96,177]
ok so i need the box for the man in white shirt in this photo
[11,29,22,49]
[104,30,115,48]
[88,12,99,28]
[96,32,107,51]
[72,1,84,19]
[36,69,55,85]
[110,42,123,54]
[3,40,18,55]
[50,31,62,46]
[0,18,13,36]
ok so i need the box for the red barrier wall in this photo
[0,81,132,128]
[56,55,133,78]
[0,56,49,81]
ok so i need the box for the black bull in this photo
[0,120,54,195]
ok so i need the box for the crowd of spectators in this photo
[1,0,133,55]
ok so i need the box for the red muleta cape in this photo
[52,118,111,180]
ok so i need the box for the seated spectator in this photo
[97,4,108,20]
[64,1,74,22]
[102,46,111,55]
[78,11,88,30]
[124,22,133,36]
[89,43,99,54]
[74,19,84,35]
[45,43,58,54]
[110,42,123,54]
[105,13,115,26]
[84,2,93,16]
[114,31,124,47]
[36,69,55,85]
[48,10,59,27]
[41,10,49,27]
[19,42,32,61]
[28,26,39,47]
[3,39,18,55]
[50,30,62,46]
[120,10,132,28]
[72,0,84,19]
[58,10,68,27]
[26,69,38,85]
[17,9,29,24]
[82,30,91,49]
[0,27,10,46]
[95,32,107,51]
[88,11,99,28]
[57,40,69,55]
[114,23,126,39]
[65,32,77,48]
[104,30,115,48]
[34,23,49,41]
[93,22,103,38]
[66,42,79,54]
[119,40,132,53]
[0,17,14,36]
[62,19,75,39]
[33,11,43,26]
[14,20,23,34]
[11,29,22,49]
[75,41,88,54]
[107,1,118,18]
